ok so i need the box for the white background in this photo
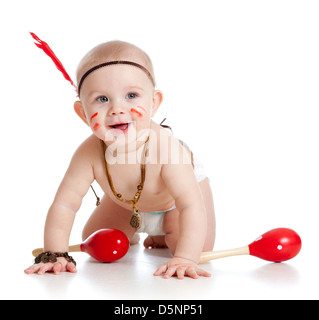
[0,0,318,300]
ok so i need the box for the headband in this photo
[30,32,155,97]
[77,61,155,96]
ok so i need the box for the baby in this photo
[25,40,216,279]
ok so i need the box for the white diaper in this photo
[138,206,176,236]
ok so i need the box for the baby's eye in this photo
[97,96,108,103]
[126,93,137,99]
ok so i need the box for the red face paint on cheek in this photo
[93,123,101,131]
[131,108,143,118]
[90,112,98,122]
[136,106,147,113]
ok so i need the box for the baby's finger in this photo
[164,266,177,279]
[66,262,77,273]
[185,267,199,279]
[37,263,53,275]
[154,264,167,276]
[196,268,212,278]
[176,267,187,280]
[53,262,63,275]
[24,264,40,274]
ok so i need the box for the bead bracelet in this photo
[35,251,76,266]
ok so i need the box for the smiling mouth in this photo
[109,122,130,132]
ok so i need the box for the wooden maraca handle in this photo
[32,244,250,261]
[199,246,250,263]
[32,244,82,257]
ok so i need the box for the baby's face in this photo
[79,65,157,144]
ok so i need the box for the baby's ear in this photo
[151,90,163,117]
[74,101,89,125]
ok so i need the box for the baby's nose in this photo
[108,103,126,116]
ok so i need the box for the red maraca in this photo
[200,228,302,263]
[32,229,130,263]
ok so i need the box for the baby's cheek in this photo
[89,112,105,139]
[131,108,143,118]
[91,125,108,141]
[90,112,98,122]
[93,123,101,131]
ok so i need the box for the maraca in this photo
[200,228,302,263]
[32,229,130,263]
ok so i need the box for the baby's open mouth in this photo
[109,122,130,133]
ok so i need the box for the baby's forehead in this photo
[88,63,150,84]
[76,43,148,82]
[76,41,155,96]
[81,64,153,98]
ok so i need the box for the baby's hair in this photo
[76,40,156,88]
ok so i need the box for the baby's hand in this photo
[24,257,77,275]
[154,257,211,280]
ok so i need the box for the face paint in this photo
[93,123,101,131]
[136,106,147,113]
[131,108,143,118]
[90,112,98,122]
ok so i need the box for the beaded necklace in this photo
[101,137,150,230]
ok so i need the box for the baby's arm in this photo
[25,140,95,275]
[154,145,210,279]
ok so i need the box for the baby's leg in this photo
[144,235,168,249]
[163,178,216,255]
[82,193,137,243]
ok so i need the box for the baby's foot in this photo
[144,235,168,249]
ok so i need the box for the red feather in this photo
[30,32,76,89]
